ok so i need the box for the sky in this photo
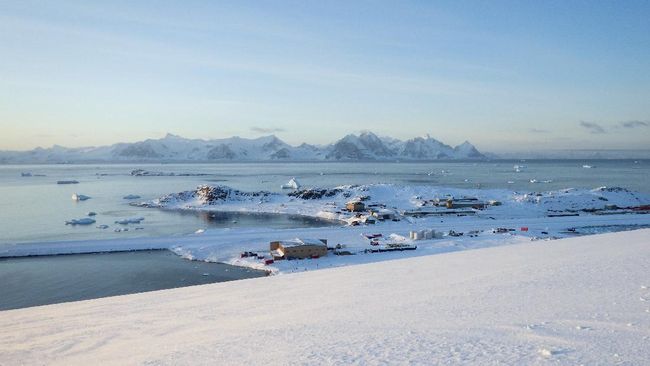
[0,0,649,153]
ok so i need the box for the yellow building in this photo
[346,201,365,212]
[270,238,328,260]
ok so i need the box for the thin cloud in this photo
[579,121,606,134]
[619,120,649,128]
[251,127,285,134]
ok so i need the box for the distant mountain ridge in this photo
[0,132,487,163]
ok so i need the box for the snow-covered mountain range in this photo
[0,132,486,163]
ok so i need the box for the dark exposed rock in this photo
[195,185,271,204]
[288,188,343,200]
[595,187,630,193]
[132,185,272,208]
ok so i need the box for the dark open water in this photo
[0,250,266,310]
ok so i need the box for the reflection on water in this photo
[171,210,341,229]
[0,250,267,311]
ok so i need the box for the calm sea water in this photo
[0,160,648,245]
[0,250,266,310]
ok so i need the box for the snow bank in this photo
[1,229,648,365]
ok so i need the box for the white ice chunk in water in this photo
[72,193,91,201]
[281,177,300,189]
[114,217,145,225]
[65,218,96,225]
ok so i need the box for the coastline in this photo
[3,212,649,271]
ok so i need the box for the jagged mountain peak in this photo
[0,131,486,162]
[453,140,484,158]
[162,133,183,140]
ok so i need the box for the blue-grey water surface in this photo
[0,250,266,310]
[0,160,648,244]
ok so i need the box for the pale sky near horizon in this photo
[1,0,649,152]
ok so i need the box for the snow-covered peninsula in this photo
[3,183,648,276]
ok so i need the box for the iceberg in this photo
[65,218,96,225]
[72,193,91,201]
[115,217,145,225]
[281,177,301,190]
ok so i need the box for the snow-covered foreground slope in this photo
[1,230,649,365]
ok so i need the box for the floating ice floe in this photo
[65,218,96,225]
[195,229,206,234]
[72,193,91,201]
[57,180,79,185]
[96,224,109,229]
[114,217,145,225]
[582,165,594,169]
[528,178,552,184]
[281,177,301,190]
[130,169,210,177]
[123,194,141,200]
